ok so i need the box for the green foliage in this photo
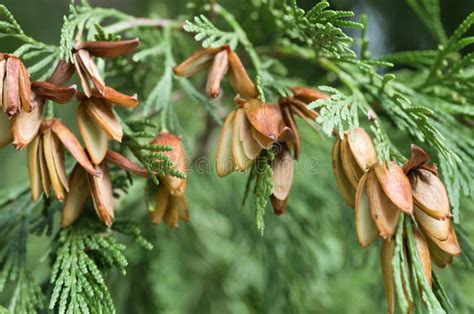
[122,119,185,185]
[184,15,238,48]
[49,217,151,313]
[308,86,359,138]
[1,0,474,312]
[0,191,47,314]
[273,0,362,59]
[241,149,275,235]
[59,0,130,62]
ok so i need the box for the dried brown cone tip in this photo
[152,132,187,196]
[105,150,148,177]
[403,144,451,220]
[0,53,33,117]
[149,184,189,228]
[331,128,377,208]
[31,81,77,104]
[27,119,97,202]
[73,43,138,107]
[290,86,329,104]
[270,145,294,215]
[173,46,258,99]
[355,162,413,247]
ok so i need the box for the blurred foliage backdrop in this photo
[1,0,474,313]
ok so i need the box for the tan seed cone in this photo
[37,138,51,198]
[205,49,229,98]
[413,227,432,286]
[50,119,97,176]
[43,130,67,201]
[271,148,293,201]
[27,135,43,202]
[83,98,123,142]
[414,206,449,241]
[18,62,32,112]
[149,185,170,224]
[368,170,401,239]
[232,109,253,171]
[340,138,362,188]
[61,164,90,228]
[331,139,356,208]
[346,128,378,171]
[411,169,450,219]
[11,97,43,149]
[216,110,237,177]
[78,105,109,165]
[89,162,114,226]
[355,172,378,248]
[374,162,413,215]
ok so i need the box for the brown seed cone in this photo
[205,49,229,98]
[173,47,222,77]
[3,56,20,116]
[78,104,109,165]
[48,60,75,86]
[374,162,413,215]
[227,49,258,98]
[74,38,140,58]
[290,86,329,103]
[105,150,148,177]
[31,81,77,104]
[271,147,293,203]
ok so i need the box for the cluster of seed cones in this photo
[332,128,461,311]
[1,39,188,229]
[174,45,328,214]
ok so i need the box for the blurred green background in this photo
[1,0,474,313]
